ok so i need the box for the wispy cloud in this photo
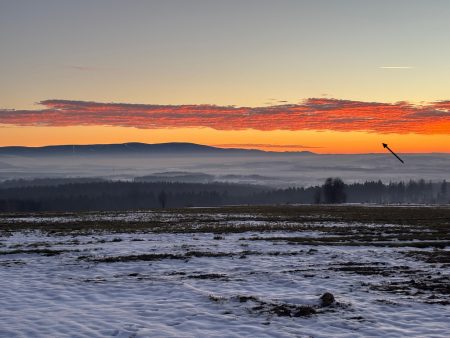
[65,65,102,72]
[1,98,449,134]
[214,144,323,149]
[379,66,414,69]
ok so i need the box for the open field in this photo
[1,205,449,337]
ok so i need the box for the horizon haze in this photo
[0,142,448,187]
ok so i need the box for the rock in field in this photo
[320,292,335,307]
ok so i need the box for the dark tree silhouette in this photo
[158,190,167,208]
[438,179,448,203]
[322,177,346,203]
[313,188,322,204]
[441,180,447,196]
[0,178,446,212]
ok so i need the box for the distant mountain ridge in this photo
[0,142,315,156]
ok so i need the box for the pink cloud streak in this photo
[1,98,450,134]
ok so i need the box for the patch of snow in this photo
[0,214,449,337]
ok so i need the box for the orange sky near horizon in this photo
[1,97,449,153]
[1,125,449,154]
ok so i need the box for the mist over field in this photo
[0,143,449,187]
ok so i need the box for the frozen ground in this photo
[0,206,449,337]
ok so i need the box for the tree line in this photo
[0,178,448,212]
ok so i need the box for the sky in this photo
[1,0,450,153]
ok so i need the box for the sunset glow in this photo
[1,98,449,153]
[1,1,450,153]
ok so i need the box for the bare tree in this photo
[322,177,346,203]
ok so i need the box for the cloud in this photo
[379,66,414,69]
[68,66,97,71]
[214,144,323,149]
[64,65,108,72]
[1,98,450,134]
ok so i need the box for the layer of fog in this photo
[1,153,449,187]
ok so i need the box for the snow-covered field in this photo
[0,207,449,337]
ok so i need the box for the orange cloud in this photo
[214,143,323,149]
[1,98,450,134]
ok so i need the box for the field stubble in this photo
[0,205,449,337]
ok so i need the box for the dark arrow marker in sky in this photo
[382,143,404,163]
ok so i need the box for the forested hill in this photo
[0,142,313,156]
